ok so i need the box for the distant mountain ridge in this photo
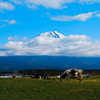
[0,56,100,72]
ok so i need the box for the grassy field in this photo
[0,76,100,100]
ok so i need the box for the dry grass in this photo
[70,88,94,93]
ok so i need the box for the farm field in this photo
[0,76,100,100]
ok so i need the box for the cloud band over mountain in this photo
[0,31,100,57]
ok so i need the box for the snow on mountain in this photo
[37,31,65,38]
[25,31,65,46]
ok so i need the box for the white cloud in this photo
[10,0,100,10]
[0,1,15,12]
[1,33,100,57]
[12,0,74,9]
[20,37,28,41]
[4,19,17,25]
[95,14,100,17]
[10,0,23,4]
[51,12,96,21]
[24,0,70,9]
[0,19,20,27]
[79,0,100,4]
[0,24,7,27]
[3,41,23,49]
[8,20,17,24]
[0,0,98,12]
[8,36,18,40]
[8,36,29,41]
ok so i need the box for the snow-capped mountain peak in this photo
[38,31,65,38]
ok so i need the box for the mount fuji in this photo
[37,31,65,38]
[25,31,65,47]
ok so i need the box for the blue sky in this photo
[0,0,100,56]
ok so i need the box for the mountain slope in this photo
[38,31,65,38]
